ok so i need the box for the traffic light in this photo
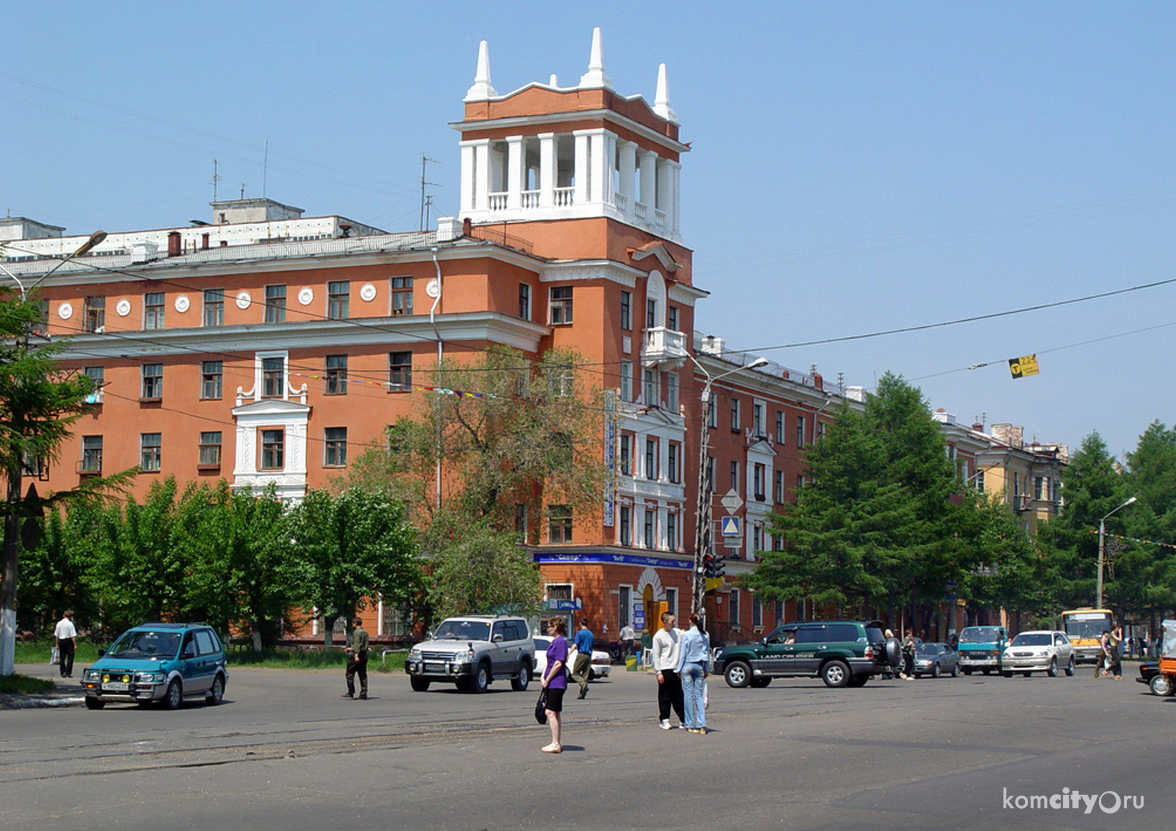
[713,554,726,579]
[703,553,725,579]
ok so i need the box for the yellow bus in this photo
[1060,608,1114,664]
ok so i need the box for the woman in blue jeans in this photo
[675,613,711,734]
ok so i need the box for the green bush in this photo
[14,640,101,665]
[0,674,56,694]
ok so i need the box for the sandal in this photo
[541,743,562,753]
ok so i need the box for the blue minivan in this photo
[80,623,227,710]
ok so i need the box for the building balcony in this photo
[641,326,688,368]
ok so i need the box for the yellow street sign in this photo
[704,577,725,592]
[1008,354,1040,379]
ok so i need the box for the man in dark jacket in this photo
[344,616,370,699]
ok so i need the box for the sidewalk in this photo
[0,663,85,709]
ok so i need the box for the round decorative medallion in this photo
[116,299,132,317]
[360,282,377,302]
[425,279,441,299]
[174,295,190,313]
[298,286,314,306]
[57,301,73,320]
[235,291,252,310]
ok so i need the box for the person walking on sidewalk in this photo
[540,619,569,753]
[652,611,685,729]
[571,618,595,699]
[54,610,77,678]
[343,616,369,699]
[676,613,711,734]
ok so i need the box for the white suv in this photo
[1002,630,1076,677]
[405,615,535,693]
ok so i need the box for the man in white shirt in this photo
[619,623,637,658]
[651,612,685,729]
[54,610,77,678]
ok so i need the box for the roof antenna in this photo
[419,155,440,232]
[210,159,220,202]
[262,140,269,198]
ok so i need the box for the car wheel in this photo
[847,675,868,687]
[1002,671,1014,678]
[932,663,941,679]
[465,663,490,693]
[1064,657,1075,677]
[205,675,225,705]
[821,660,851,688]
[409,676,430,692]
[163,679,183,710]
[84,697,105,710]
[511,661,531,691]
[1047,658,1058,678]
[1022,672,1032,678]
[981,669,990,675]
[749,677,772,688]
[884,637,903,668]
[1150,674,1173,696]
[951,663,960,678]
[588,668,596,681]
[962,667,972,675]
[724,661,752,689]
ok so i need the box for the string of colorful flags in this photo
[1087,528,1176,551]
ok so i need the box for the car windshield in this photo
[433,620,490,641]
[916,644,941,655]
[1012,633,1052,646]
[959,627,1001,643]
[533,637,552,650]
[106,630,181,659]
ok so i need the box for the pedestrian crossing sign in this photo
[720,516,741,537]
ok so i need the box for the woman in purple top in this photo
[541,618,569,753]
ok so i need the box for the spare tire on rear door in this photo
[884,637,903,667]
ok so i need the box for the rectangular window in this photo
[619,506,632,546]
[22,450,47,478]
[619,585,631,630]
[201,361,222,400]
[665,588,678,622]
[199,432,222,467]
[141,363,163,400]
[1034,476,1046,501]
[796,415,806,448]
[548,505,573,543]
[619,361,633,401]
[140,433,161,472]
[754,463,766,502]
[84,296,105,333]
[83,366,104,404]
[261,429,285,470]
[322,354,348,395]
[668,305,679,332]
[668,443,679,484]
[753,402,765,437]
[144,292,165,330]
[81,436,103,473]
[797,474,805,491]
[265,285,287,323]
[620,290,631,330]
[730,461,740,492]
[388,351,412,391]
[753,595,763,628]
[729,589,740,630]
[32,299,49,337]
[643,368,657,405]
[518,283,531,320]
[753,524,764,555]
[324,427,348,467]
[549,286,573,325]
[327,281,350,319]
[707,396,717,429]
[645,438,657,481]
[817,421,827,440]
[975,470,986,491]
[619,434,632,476]
[390,277,413,315]
[706,456,715,491]
[730,397,740,432]
[646,298,657,329]
[775,411,785,444]
[774,470,785,504]
[261,357,285,398]
[514,504,528,542]
[643,509,655,548]
[666,372,679,412]
[202,289,224,327]
[667,512,678,551]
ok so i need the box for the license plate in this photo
[425,663,443,672]
[103,682,130,691]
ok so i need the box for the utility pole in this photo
[419,155,441,232]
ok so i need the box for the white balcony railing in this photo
[554,187,575,207]
[488,192,508,211]
[654,208,666,225]
[634,201,648,220]
[641,326,688,365]
[614,192,628,211]
[522,190,540,208]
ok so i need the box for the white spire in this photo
[464,40,497,102]
[578,27,613,89]
[549,73,559,87]
[653,63,678,123]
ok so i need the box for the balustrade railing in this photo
[554,187,575,207]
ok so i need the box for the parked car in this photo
[80,622,227,710]
[1137,661,1167,694]
[956,625,1008,675]
[912,642,961,678]
[405,615,535,693]
[1001,630,1076,677]
[533,636,611,680]
[713,620,902,689]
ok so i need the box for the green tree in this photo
[1121,422,1176,621]
[284,487,419,647]
[1,288,135,673]
[16,501,105,632]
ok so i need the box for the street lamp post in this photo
[690,355,767,616]
[1097,496,1136,610]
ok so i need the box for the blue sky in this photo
[6,2,1174,459]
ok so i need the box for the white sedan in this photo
[533,636,611,680]
[1002,630,1076,677]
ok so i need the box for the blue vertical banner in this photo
[603,389,616,527]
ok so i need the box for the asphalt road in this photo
[0,661,1167,830]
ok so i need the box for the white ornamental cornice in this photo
[541,259,643,286]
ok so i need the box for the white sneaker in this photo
[658,719,671,730]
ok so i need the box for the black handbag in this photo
[534,690,548,724]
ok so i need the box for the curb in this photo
[0,695,85,710]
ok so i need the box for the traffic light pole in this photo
[692,386,713,616]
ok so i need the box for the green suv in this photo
[714,620,901,688]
